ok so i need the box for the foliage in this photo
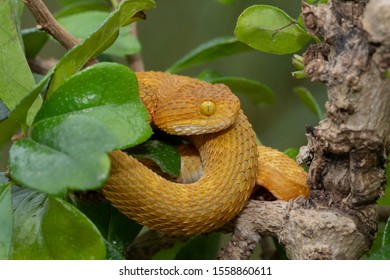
[9,63,151,195]
[369,218,390,260]
[0,0,387,260]
[235,5,312,55]
[1,0,155,260]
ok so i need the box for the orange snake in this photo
[102,72,309,236]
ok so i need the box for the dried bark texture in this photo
[292,0,389,258]
[219,0,389,260]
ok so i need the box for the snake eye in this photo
[199,100,216,116]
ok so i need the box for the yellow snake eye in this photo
[199,101,216,116]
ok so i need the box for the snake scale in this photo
[103,72,309,236]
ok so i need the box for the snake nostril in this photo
[199,100,216,116]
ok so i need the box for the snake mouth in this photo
[170,114,238,135]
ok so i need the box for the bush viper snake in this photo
[102,72,309,236]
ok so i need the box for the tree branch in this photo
[23,0,79,49]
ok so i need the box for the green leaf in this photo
[105,240,125,260]
[293,87,324,120]
[0,181,13,260]
[55,1,110,18]
[107,207,143,252]
[292,70,308,79]
[0,0,42,126]
[47,0,156,96]
[10,188,106,259]
[74,199,142,257]
[0,76,48,148]
[235,5,312,54]
[166,36,252,74]
[57,11,141,57]
[292,54,304,70]
[369,247,390,260]
[369,218,390,260]
[126,140,181,177]
[383,218,390,246]
[21,28,49,58]
[199,72,275,106]
[284,148,299,160]
[10,120,113,195]
[9,63,152,195]
[0,0,155,148]
[296,14,306,30]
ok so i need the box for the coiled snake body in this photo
[103,72,309,236]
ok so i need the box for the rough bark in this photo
[219,0,389,260]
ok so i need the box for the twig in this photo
[23,0,79,50]
[126,22,145,72]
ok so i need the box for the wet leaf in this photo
[9,63,152,195]
[235,5,312,54]
[74,199,142,257]
[10,188,106,259]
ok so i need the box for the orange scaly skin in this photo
[103,72,309,236]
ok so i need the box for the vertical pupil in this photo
[200,101,216,116]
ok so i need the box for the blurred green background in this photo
[1,0,327,170]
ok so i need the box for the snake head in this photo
[153,82,240,135]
